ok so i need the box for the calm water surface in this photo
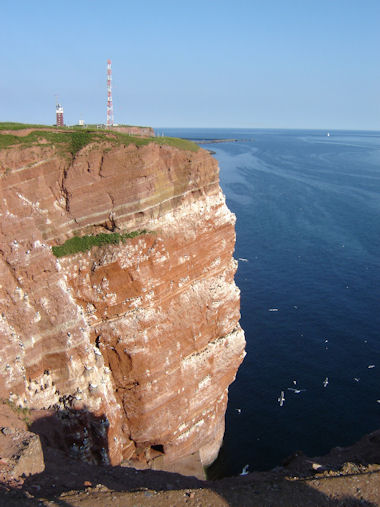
[161,128,380,477]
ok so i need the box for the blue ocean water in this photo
[162,128,380,477]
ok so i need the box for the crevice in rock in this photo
[60,163,72,214]
[99,154,105,178]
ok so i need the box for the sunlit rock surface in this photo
[0,134,245,470]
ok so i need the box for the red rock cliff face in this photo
[0,136,245,469]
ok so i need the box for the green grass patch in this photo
[52,230,149,257]
[0,129,98,153]
[111,133,199,152]
[0,122,50,131]
[0,122,199,153]
[70,131,92,155]
[153,136,199,152]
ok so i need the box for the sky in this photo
[2,0,379,130]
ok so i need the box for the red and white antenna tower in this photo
[106,59,114,127]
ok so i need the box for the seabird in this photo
[238,258,248,262]
[236,408,241,414]
[240,464,249,476]
[323,377,329,388]
[287,388,306,394]
[353,378,360,382]
[368,365,375,369]
[278,391,285,406]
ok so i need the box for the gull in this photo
[323,377,329,388]
[368,365,375,369]
[353,378,360,382]
[287,388,306,394]
[269,308,279,312]
[238,258,248,262]
[236,408,241,414]
[278,391,285,406]
[324,339,328,343]
[240,464,249,476]
[293,380,297,385]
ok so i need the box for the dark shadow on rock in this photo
[28,405,110,466]
[212,471,379,507]
[0,410,379,506]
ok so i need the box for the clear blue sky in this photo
[2,0,379,130]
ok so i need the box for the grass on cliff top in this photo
[0,130,97,155]
[52,230,149,257]
[112,133,199,152]
[0,122,199,153]
[0,122,50,130]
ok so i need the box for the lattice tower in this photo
[106,59,114,127]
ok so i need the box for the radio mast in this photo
[106,59,114,127]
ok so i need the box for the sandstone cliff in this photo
[0,128,245,471]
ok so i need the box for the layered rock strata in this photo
[0,133,245,469]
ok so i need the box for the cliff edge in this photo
[0,126,246,472]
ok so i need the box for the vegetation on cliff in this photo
[0,122,199,153]
[52,230,149,257]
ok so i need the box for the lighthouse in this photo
[56,103,64,127]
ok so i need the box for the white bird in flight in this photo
[278,391,285,406]
[287,388,306,394]
[323,377,329,387]
[240,464,250,476]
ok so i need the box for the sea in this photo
[161,128,380,478]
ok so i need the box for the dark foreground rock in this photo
[1,409,380,507]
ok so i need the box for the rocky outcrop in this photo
[0,131,245,471]
[108,125,155,137]
[0,430,45,480]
